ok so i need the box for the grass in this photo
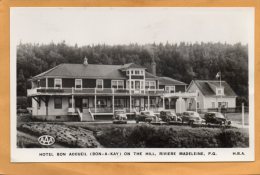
[226,113,249,125]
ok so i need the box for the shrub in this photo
[97,125,249,148]
[216,129,249,147]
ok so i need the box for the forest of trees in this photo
[17,41,249,105]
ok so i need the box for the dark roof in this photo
[33,63,155,80]
[192,80,237,97]
[159,77,187,86]
[145,72,158,79]
[120,63,146,71]
[34,64,126,79]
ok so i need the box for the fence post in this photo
[242,103,244,128]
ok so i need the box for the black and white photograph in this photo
[10,7,254,162]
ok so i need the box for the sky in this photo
[11,7,254,46]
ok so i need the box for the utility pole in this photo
[242,103,244,128]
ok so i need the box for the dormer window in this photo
[216,87,224,95]
[129,69,144,76]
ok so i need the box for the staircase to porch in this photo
[76,108,94,121]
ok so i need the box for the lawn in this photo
[226,113,249,125]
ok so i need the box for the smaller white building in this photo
[186,80,237,112]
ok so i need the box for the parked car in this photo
[112,110,127,124]
[160,110,181,122]
[181,111,205,125]
[135,111,159,123]
[204,112,231,125]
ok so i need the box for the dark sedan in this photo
[204,112,231,126]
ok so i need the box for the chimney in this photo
[83,56,88,66]
[151,61,156,76]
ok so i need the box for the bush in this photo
[97,125,249,148]
[216,129,249,147]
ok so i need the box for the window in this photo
[150,81,156,89]
[218,102,228,108]
[54,97,62,109]
[126,70,129,76]
[96,79,103,89]
[131,81,134,89]
[145,82,149,89]
[112,80,117,89]
[82,98,88,108]
[216,88,224,95]
[197,102,200,109]
[126,81,129,89]
[140,81,144,89]
[165,86,175,93]
[135,81,140,89]
[118,80,124,89]
[114,99,123,107]
[54,79,62,88]
[97,98,106,107]
[129,69,144,75]
[145,81,156,89]
[111,80,124,89]
[68,98,72,108]
[75,79,82,89]
[212,102,215,108]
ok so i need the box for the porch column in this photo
[163,96,165,109]
[46,101,48,116]
[72,87,74,109]
[130,95,132,112]
[112,88,115,114]
[195,97,197,112]
[46,78,48,88]
[44,96,50,116]
[129,70,132,113]
[178,97,182,113]
[148,95,150,110]
[94,88,97,113]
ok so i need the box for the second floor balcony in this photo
[27,87,165,97]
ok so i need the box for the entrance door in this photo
[75,98,82,112]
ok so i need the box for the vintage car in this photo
[135,111,159,123]
[181,111,205,125]
[112,110,127,124]
[160,110,181,122]
[204,112,231,125]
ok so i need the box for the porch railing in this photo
[89,106,161,114]
[27,87,165,96]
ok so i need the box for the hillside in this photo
[17,42,248,105]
